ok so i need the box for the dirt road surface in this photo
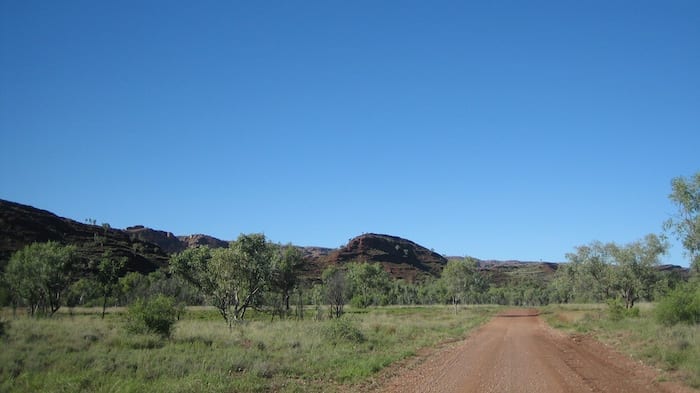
[378,309,693,393]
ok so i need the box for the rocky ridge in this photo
[1,199,689,282]
[0,199,168,273]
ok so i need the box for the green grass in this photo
[0,305,495,392]
[542,303,700,388]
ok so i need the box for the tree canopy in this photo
[170,233,274,326]
[665,172,700,273]
[4,241,78,316]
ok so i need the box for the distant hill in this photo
[0,199,689,283]
[0,199,167,273]
[302,234,448,282]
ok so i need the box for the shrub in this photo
[607,298,639,321]
[126,295,177,338]
[607,298,624,321]
[322,317,365,344]
[655,282,700,326]
[350,294,372,309]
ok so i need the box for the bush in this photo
[126,295,177,338]
[607,298,639,321]
[655,282,700,326]
[350,294,373,309]
[322,317,365,344]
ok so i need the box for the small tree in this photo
[225,233,273,321]
[93,250,127,319]
[346,262,391,308]
[440,257,481,312]
[270,244,305,317]
[608,234,667,308]
[565,242,615,302]
[4,242,78,316]
[170,233,273,327]
[322,266,346,318]
[66,278,98,311]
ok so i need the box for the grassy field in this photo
[0,305,495,392]
[542,303,700,389]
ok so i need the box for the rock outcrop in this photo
[320,233,448,282]
[178,234,229,249]
[125,225,184,254]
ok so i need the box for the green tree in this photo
[564,242,615,302]
[170,246,213,294]
[548,264,576,303]
[270,245,305,316]
[227,233,273,320]
[66,278,98,310]
[119,271,150,304]
[4,241,78,316]
[565,235,666,308]
[93,250,127,318]
[171,233,273,326]
[665,172,700,274]
[387,279,419,305]
[608,234,667,308]
[346,262,391,308]
[440,257,482,312]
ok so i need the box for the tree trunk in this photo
[102,294,108,319]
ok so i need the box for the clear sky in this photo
[1,1,698,266]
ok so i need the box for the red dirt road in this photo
[379,309,693,393]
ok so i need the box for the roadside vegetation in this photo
[541,172,700,389]
[0,305,494,393]
[542,302,700,388]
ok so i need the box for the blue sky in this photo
[1,1,698,265]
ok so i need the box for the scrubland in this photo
[0,305,494,393]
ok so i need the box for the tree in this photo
[170,233,273,327]
[564,242,615,302]
[440,257,482,312]
[66,278,98,311]
[4,241,78,316]
[227,233,273,320]
[346,262,391,308]
[322,266,346,318]
[608,234,667,308]
[565,235,666,308]
[665,172,700,274]
[119,271,150,305]
[548,264,576,303]
[93,250,127,318]
[270,245,305,317]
